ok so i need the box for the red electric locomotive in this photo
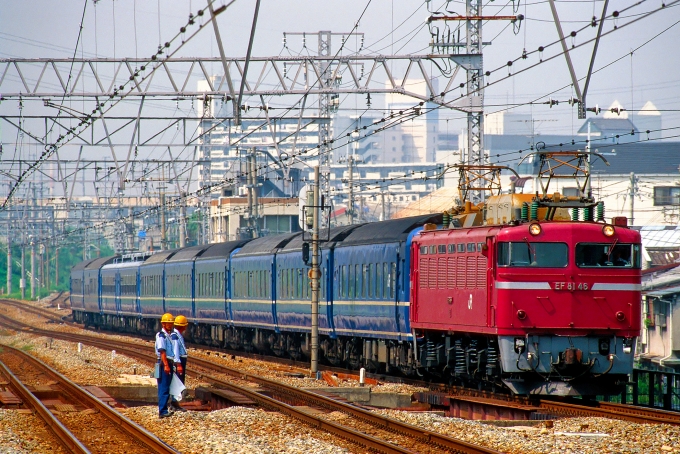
[410,155,641,396]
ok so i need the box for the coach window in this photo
[383,263,389,297]
[355,264,361,299]
[389,262,397,299]
[575,243,640,268]
[369,263,375,298]
[457,244,465,253]
[362,264,369,298]
[448,244,456,254]
[376,263,383,299]
[497,242,568,267]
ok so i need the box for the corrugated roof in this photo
[638,226,680,249]
[646,285,680,298]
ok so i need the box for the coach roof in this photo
[143,249,178,264]
[236,232,301,255]
[196,240,250,260]
[337,213,443,246]
[166,245,210,262]
[83,255,118,270]
[280,224,364,251]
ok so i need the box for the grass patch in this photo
[20,345,34,352]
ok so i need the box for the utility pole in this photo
[6,233,11,295]
[55,247,59,290]
[247,148,260,238]
[20,235,25,299]
[30,240,35,299]
[179,193,187,248]
[585,121,592,198]
[380,190,386,222]
[310,165,320,375]
[629,172,635,225]
[160,164,167,250]
[347,153,354,224]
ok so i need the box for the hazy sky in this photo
[1,0,679,158]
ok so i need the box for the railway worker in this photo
[155,312,176,418]
[169,314,189,412]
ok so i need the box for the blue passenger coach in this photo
[139,250,176,320]
[164,246,209,320]
[71,213,440,374]
[70,258,95,313]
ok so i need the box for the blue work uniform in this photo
[171,328,188,384]
[154,328,175,416]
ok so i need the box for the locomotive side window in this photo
[420,246,427,254]
[457,244,465,253]
[497,242,568,267]
[429,245,436,254]
[448,244,456,253]
[467,243,476,252]
[575,243,640,268]
[438,244,447,254]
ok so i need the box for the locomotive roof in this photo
[83,255,118,270]
[235,232,301,255]
[196,240,250,260]
[143,249,178,263]
[337,213,443,246]
[280,224,365,251]
[166,245,210,262]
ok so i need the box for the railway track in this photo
[3,299,678,431]
[0,344,178,454]
[0,307,500,454]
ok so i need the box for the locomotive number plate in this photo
[553,282,589,291]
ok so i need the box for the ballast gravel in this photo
[1,298,680,453]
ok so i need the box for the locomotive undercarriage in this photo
[417,333,503,390]
[417,332,633,395]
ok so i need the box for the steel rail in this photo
[0,344,179,454]
[2,302,678,430]
[538,399,680,426]
[195,373,415,454]
[0,314,500,454]
[0,357,90,453]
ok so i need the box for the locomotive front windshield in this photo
[497,242,568,267]
[576,243,641,268]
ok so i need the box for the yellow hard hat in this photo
[174,315,188,327]
[161,313,174,323]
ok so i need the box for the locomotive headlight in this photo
[602,224,615,237]
[529,223,542,236]
[514,338,526,353]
